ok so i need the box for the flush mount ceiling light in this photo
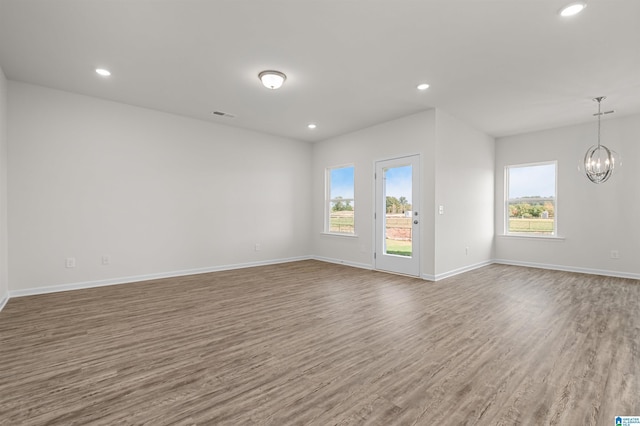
[559,2,586,17]
[580,96,620,184]
[95,68,111,77]
[307,123,317,129]
[258,70,287,90]
[417,83,430,91]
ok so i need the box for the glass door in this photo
[375,155,420,276]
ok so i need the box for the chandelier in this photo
[582,96,619,184]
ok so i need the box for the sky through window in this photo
[508,164,555,199]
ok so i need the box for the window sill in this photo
[321,232,359,238]
[498,234,565,241]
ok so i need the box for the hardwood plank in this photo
[0,261,639,425]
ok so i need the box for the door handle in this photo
[414,220,419,225]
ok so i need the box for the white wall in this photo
[0,66,8,308]
[312,110,437,276]
[9,76,633,298]
[495,113,640,278]
[311,109,495,280]
[7,82,312,293]
[435,110,494,278]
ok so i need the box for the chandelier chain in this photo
[597,98,601,149]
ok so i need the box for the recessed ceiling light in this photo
[417,83,430,91]
[95,68,111,77]
[307,123,317,129]
[559,2,586,17]
[258,70,287,90]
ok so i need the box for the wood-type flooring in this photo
[1,260,639,425]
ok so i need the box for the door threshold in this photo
[373,268,421,279]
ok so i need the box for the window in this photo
[326,165,355,234]
[505,161,557,236]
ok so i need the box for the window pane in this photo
[508,200,555,233]
[508,164,555,199]
[383,165,412,257]
[330,167,354,200]
[507,163,556,236]
[329,201,354,233]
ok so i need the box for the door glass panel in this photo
[383,165,412,257]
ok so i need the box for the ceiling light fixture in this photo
[581,96,620,184]
[307,123,317,129]
[95,68,111,77]
[259,70,287,90]
[559,2,586,17]
[417,83,430,91]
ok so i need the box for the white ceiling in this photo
[0,0,638,143]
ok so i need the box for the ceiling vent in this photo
[211,111,236,119]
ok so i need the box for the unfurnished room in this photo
[0,1,639,425]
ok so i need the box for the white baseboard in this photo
[311,256,373,271]
[426,259,640,282]
[0,294,8,313]
[312,257,494,282]
[8,256,312,299]
[494,259,640,280]
[430,260,495,281]
[3,256,637,310]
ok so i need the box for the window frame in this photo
[504,160,558,237]
[325,164,356,235]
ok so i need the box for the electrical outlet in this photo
[255,243,261,251]
[610,250,620,259]
[65,257,76,268]
[438,205,444,215]
[101,255,110,265]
